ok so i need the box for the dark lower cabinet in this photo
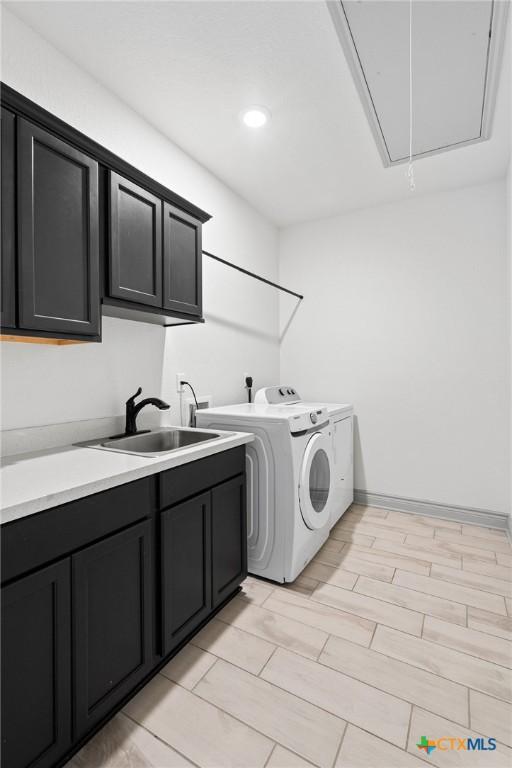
[109,172,162,307]
[72,520,153,738]
[1,107,16,328]
[163,202,202,316]
[1,560,71,768]
[161,472,247,648]
[1,448,246,768]
[17,119,100,336]
[212,475,247,608]
[161,491,212,655]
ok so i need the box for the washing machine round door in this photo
[299,431,332,530]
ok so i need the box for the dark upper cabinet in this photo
[1,108,16,329]
[109,172,162,307]
[161,491,212,655]
[17,119,100,336]
[163,202,202,316]
[108,180,202,318]
[1,559,71,768]
[211,475,247,608]
[0,87,208,338]
[72,520,153,738]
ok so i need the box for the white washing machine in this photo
[254,386,354,527]
[196,402,333,583]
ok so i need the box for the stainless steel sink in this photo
[91,428,221,457]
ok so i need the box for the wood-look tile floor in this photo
[67,505,512,768]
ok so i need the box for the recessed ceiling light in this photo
[241,106,270,128]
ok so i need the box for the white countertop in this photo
[0,429,253,525]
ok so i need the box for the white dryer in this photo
[254,386,354,527]
[196,402,333,583]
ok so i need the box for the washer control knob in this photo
[310,412,318,424]
[279,387,286,396]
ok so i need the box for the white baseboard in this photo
[354,489,509,531]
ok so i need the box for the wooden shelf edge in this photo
[0,335,88,346]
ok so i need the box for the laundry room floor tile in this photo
[191,618,276,675]
[405,533,497,561]
[266,744,316,768]
[216,596,328,659]
[354,574,467,625]
[260,647,411,748]
[422,616,512,668]
[63,505,512,768]
[336,724,426,768]
[280,573,320,597]
[393,570,507,614]
[311,580,424,635]
[65,712,195,768]
[407,708,512,767]
[462,558,512,582]
[238,575,274,606]
[195,659,345,768]
[302,559,360,589]
[262,585,375,646]
[311,549,396,582]
[344,504,389,519]
[431,563,512,598]
[320,633,468,725]
[371,537,463,568]
[344,542,432,575]
[123,674,274,768]
[329,528,376,547]
[372,625,512,702]
[435,528,511,554]
[467,606,512,641]
[334,520,408,542]
[160,644,216,690]
[386,510,462,532]
[469,690,512,748]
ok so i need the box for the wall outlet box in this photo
[181,394,212,427]
[176,373,185,393]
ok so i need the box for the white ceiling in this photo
[6,0,510,226]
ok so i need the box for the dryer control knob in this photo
[310,412,318,424]
[279,388,286,396]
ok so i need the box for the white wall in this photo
[0,9,279,432]
[279,181,510,514]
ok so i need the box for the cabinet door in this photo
[1,108,16,328]
[17,119,100,336]
[163,202,202,316]
[211,475,247,608]
[1,560,71,768]
[333,417,352,486]
[72,520,153,738]
[109,172,162,306]
[161,492,211,655]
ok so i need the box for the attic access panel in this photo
[328,0,509,165]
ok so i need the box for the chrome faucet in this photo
[125,387,170,436]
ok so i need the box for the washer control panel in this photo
[255,385,301,405]
[288,408,328,433]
